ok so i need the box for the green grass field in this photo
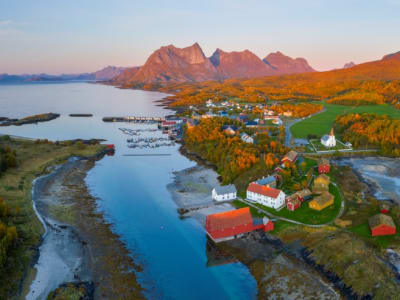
[254,183,342,225]
[291,103,400,139]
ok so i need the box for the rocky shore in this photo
[0,113,60,126]
[27,155,144,299]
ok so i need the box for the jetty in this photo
[103,116,165,123]
[69,114,93,117]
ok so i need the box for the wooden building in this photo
[281,150,298,164]
[205,207,274,243]
[368,214,396,236]
[309,192,334,211]
[312,174,330,194]
[318,158,330,174]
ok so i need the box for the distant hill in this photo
[263,51,315,74]
[0,66,127,83]
[158,49,400,107]
[113,43,315,86]
[343,62,356,69]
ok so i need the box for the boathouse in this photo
[369,214,396,236]
[205,207,274,243]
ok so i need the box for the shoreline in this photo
[166,160,344,299]
[26,154,144,299]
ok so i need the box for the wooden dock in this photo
[103,116,166,123]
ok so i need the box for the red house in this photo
[205,207,273,243]
[287,197,301,211]
[380,203,390,214]
[368,214,396,236]
[318,158,330,174]
[281,150,298,164]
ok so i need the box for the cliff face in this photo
[263,51,315,74]
[210,49,276,79]
[114,43,316,85]
[126,43,219,84]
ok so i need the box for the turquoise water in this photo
[0,83,257,299]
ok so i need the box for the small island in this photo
[0,113,60,126]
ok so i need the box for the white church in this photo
[321,128,336,148]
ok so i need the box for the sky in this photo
[1,0,400,74]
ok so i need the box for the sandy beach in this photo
[167,165,236,225]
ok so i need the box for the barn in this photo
[286,196,301,211]
[368,214,396,236]
[295,189,312,202]
[318,158,330,174]
[309,192,334,211]
[205,207,274,243]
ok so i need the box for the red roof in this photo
[247,183,281,198]
[206,207,253,231]
[162,121,177,126]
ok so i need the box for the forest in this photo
[334,113,400,156]
[183,117,287,190]
[0,142,18,269]
[137,54,400,109]
[269,103,323,117]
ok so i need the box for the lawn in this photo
[291,103,400,139]
[251,183,342,225]
[348,222,400,249]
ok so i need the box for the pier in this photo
[103,116,166,123]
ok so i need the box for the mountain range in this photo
[112,43,315,85]
[0,66,127,83]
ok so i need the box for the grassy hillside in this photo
[291,103,400,139]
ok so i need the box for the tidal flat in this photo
[28,156,144,299]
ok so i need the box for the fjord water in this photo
[0,83,257,299]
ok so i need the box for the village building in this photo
[205,207,274,243]
[312,174,330,194]
[212,185,237,202]
[219,111,228,117]
[380,203,390,214]
[161,121,177,130]
[368,214,396,236]
[247,183,286,209]
[256,175,276,188]
[282,150,298,164]
[221,125,238,136]
[202,111,217,118]
[245,120,258,128]
[240,133,254,144]
[321,128,336,148]
[295,189,312,202]
[318,158,331,174]
[287,196,302,211]
[309,192,334,211]
[283,111,293,117]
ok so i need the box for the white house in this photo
[212,185,237,202]
[246,183,285,209]
[321,128,336,148]
[240,133,254,144]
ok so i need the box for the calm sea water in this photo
[0,83,257,300]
